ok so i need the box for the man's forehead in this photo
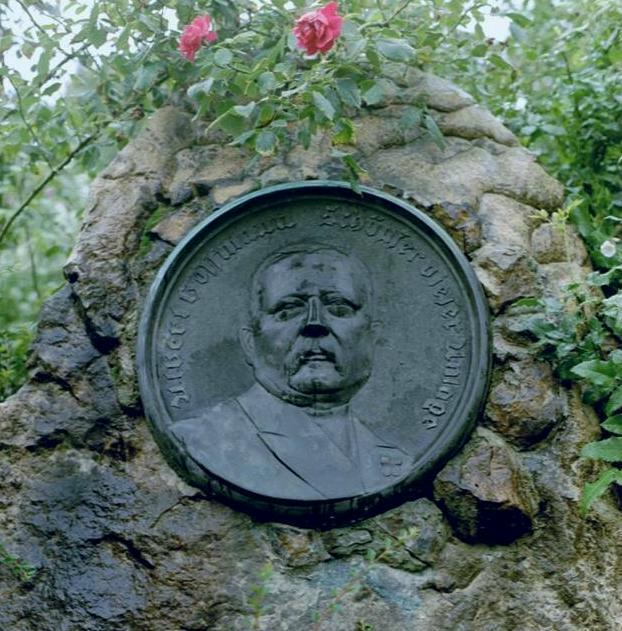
[259,250,369,299]
[270,250,351,274]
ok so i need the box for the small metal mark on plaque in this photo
[138,182,490,526]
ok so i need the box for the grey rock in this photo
[2,68,622,631]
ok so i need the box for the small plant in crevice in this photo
[311,526,418,630]
[0,540,36,584]
[518,238,622,513]
[247,561,274,630]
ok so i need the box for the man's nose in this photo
[300,296,329,337]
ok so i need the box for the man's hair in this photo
[248,242,373,324]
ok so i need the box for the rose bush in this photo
[178,15,217,62]
[293,2,343,55]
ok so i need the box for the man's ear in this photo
[239,326,256,366]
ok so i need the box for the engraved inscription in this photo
[421,339,467,430]
[320,208,425,262]
[163,308,191,409]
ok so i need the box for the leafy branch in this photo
[0,133,95,247]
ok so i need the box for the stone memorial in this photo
[137,183,490,524]
[1,64,621,630]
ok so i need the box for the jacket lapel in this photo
[237,385,366,498]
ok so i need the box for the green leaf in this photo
[214,48,233,66]
[603,293,622,336]
[511,297,543,309]
[336,78,361,109]
[312,91,335,121]
[257,103,276,126]
[504,12,533,28]
[229,130,256,146]
[470,43,488,57]
[332,118,355,145]
[187,78,214,99]
[605,385,622,417]
[400,106,422,129]
[258,71,277,95]
[571,360,617,387]
[580,468,622,515]
[211,109,246,136]
[362,81,387,106]
[602,415,622,435]
[42,82,62,97]
[581,437,622,462]
[255,130,277,156]
[489,53,514,72]
[424,114,446,149]
[88,28,108,48]
[376,38,415,62]
[233,101,256,118]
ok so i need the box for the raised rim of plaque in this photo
[137,181,491,527]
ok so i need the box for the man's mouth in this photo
[298,350,336,366]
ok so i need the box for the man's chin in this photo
[289,365,343,394]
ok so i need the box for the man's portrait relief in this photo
[172,243,412,500]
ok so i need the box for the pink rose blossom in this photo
[178,15,217,62]
[293,2,343,55]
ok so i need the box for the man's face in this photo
[244,250,374,405]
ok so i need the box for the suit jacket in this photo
[171,384,410,501]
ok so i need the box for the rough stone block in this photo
[383,63,476,112]
[436,105,519,146]
[478,193,534,250]
[485,360,562,447]
[531,222,588,265]
[472,244,541,312]
[433,430,539,543]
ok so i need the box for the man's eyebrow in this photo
[267,294,307,309]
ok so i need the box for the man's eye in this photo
[327,303,355,317]
[274,304,303,321]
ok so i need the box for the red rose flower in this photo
[178,15,217,62]
[293,2,343,55]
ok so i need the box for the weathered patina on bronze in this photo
[137,181,490,526]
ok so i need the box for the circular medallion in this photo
[137,181,491,526]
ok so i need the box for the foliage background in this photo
[0,0,621,503]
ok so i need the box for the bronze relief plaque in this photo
[137,181,490,526]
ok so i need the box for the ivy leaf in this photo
[376,38,415,62]
[571,359,617,388]
[580,468,622,515]
[424,113,446,149]
[336,78,361,108]
[581,437,622,462]
[605,385,622,417]
[312,91,335,121]
[602,415,622,435]
[255,129,277,156]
